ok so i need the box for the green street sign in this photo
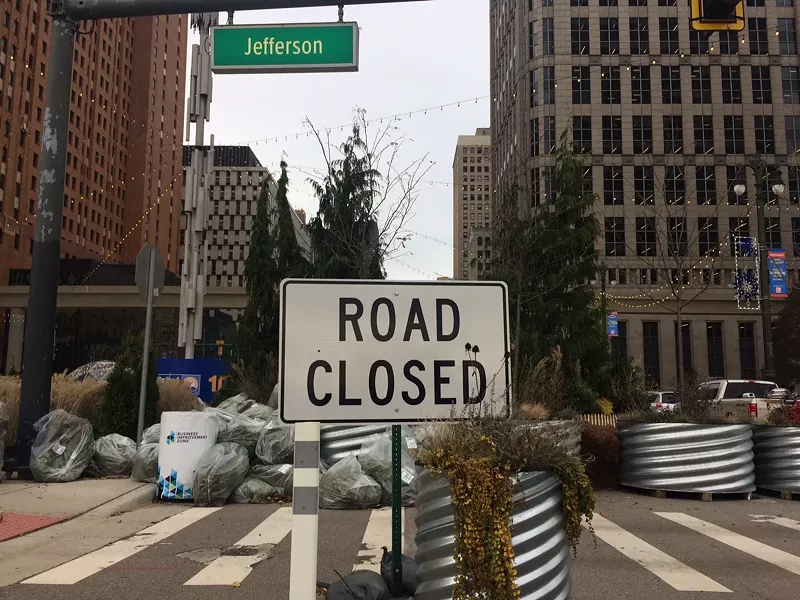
[210,22,359,74]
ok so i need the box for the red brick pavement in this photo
[0,512,63,542]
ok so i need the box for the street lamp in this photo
[591,263,618,314]
[733,155,785,382]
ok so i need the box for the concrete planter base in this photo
[618,422,755,493]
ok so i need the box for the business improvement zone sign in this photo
[279,280,511,423]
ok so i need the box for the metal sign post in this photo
[391,424,403,596]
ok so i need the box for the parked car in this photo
[649,390,679,412]
[700,379,779,420]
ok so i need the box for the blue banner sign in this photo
[607,311,619,337]
[768,249,789,299]
[156,358,231,404]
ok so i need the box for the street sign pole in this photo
[391,424,403,595]
[289,421,321,600]
[137,246,157,446]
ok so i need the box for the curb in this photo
[94,483,156,518]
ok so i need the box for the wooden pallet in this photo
[621,485,752,502]
[756,487,799,501]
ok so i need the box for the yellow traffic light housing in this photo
[690,0,745,32]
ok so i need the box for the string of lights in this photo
[388,258,441,280]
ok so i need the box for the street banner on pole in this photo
[768,249,789,299]
[607,311,619,337]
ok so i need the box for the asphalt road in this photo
[2,490,800,599]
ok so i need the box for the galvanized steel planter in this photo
[320,425,389,465]
[414,469,571,600]
[753,425,800,494]
[618,422,755,493]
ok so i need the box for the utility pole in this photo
[13,8,77,474]
[734,156,785,382]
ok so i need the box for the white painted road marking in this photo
[658,512,800,577]
[587,514,731,593]
[353,508,405,573]
[184,506,293,586]
[23,507,221,585]
[751,514,800,532]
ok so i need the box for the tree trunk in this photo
[513,286,523,405]
[676,304,685,396]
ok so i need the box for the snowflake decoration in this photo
[734,270,760,309]
[736,237,757,258]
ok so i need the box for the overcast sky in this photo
[187,0,489,280]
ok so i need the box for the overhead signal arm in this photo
[690,0,745,32]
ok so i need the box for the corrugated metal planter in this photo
[320,425,389,465]
[414,469,571,600]
[753,425,800,494]
[618,422,755,493]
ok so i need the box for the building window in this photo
[699,217,719,256]
[783,66,800,104]
[724,115,745,154]
[696,167,717,206]
[661,66,681,103]
[542,66,555,104]
[636,217,656,256]
[602,116,623,154]
[631,66,651,104]
[544,166,557,202]
[531,167,541,207]
[721,66,742,103]
[611,321,628,361]
[605,217,626,256]
[691,66,711,103]
[665,167,686,205]
[789,167,800,205]
[604,166,624,206]
[754,116,775,154]
[694,115,714,154]
[601,66,621,104]
[634,166,654,205]
[600,18,620,54]
[690,29,710,54]
[749,17,768,55]
[738,323,757,379]
[573,67,590,104]
[727,166,745,205]
[663,115,683,153]
[630,17,649,54]
[633,116,653,154]
[530,118,540,157]
[571,17,589,55]
[528,21,538,60]
[766,217,782,249]
[729,217,751,254]
[668,216,688,255]
[659,17,679,54]
[544,115,556,154]
[707,322,725,379]
[718,30,739,54]
[751,66,772,104]
[792,218,800,256]
[542,17,554,55]
[674,322,693,374]
[530,69,539,107]
[643,322,661,387]
[573,116,592,153]
[778,18,798,56]
[787,116,800,155]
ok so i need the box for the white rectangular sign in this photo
[279,279,511,423]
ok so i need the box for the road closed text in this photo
[280,281,510,423]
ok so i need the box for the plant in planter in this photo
[617,371,755,495]
[752,403,800,496]
[413,413,595,600]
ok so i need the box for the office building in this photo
[453,128,493,279]
[490,1,800,385]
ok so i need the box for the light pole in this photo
[591,263,617,328]
[733,155,785,382]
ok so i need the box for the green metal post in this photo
[391,424,402,596]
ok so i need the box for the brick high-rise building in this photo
[453,128,493,280]
[491,2,800,386]
[0,8,187,289]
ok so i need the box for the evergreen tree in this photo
[226,161,309,402]
[308,124,386,279]
[491,133,609,407]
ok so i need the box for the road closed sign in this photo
[279,279,511,423]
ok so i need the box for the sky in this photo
[187,0,490,280]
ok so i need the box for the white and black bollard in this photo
[289,421,321,600]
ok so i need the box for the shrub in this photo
[610,359,651,414]
[99,333,159,440]
[514,348,569,415]
[1,375,105,446]
[213,354,277,406]
[515,402,550,421]
[157,379,205,415]
[595,398,614,416]
[581,424,619,489]
[766,403,800,426]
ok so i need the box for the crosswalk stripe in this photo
[587,514,731,593]
[184,506,293,586]
[751,514,800,533]
[657,512,800,577]
[22,507,221,585]
[353,508,404,573]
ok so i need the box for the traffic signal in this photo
[690,0,745,32]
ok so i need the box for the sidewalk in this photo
[0,479,155,542]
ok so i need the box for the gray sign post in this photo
[135,243,165,445]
